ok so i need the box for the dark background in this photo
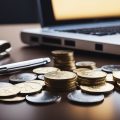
[0,0,39,24]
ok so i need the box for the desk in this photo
[0,24,120,120]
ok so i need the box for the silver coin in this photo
[26,90,61,104]
[38,75,44,80]
[67,90,104,104]
[101,65,120,73]
[9,73,37,83]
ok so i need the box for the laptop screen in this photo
[51,0,120,21]
[37,0,120,27]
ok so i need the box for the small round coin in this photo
[9,73,37,83]
[73,68,91,74]
[76,61,96,69]
[77,70,107,79]
[52,50,73,56]
[45,71,77,80]
[106,74,114,83]
[33,67,60,74]
[101,65,120,73]
[0,86,20,98]
[67,90,104,103]
[26,80,45,86]
[0,82,13,88]
[38,75,45,80]
[0,96,25,103]
[113,71,120,80]
[80,83,114,93]
[15,82,42,94]
[26,90,61,104]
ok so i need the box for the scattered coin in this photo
[26,80,45,86]
[113,71,120,83]
[45,71,77,92]
[80,83,114,93]
[101,65,120,73]
[45,71,76,80]
[9,73,37,83]
[38,75,45,80]
[0,96,25,103]
[0,86,20,98]
[73,68,91,74]
[76,61,96,69]
[15,82,42,95]
[77,70,107,79]
[0,82,13,88]
[106,74,114,83]
[67,90,104,103]
[26,90,61,104]
[33,67,60,74]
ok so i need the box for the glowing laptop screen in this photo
[51,0,120,21]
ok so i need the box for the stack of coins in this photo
[52,50,76,71]
[45,71,77,92]
[76,70,107,85]
[76,61,96,69]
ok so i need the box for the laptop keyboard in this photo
[57,26,120,36]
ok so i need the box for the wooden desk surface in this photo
[0,24,120,120]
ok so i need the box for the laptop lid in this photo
[37,0,120,27]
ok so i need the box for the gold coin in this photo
[73,68,91,74]
[0,86,20,98]
[79,80,105,86]
[45,81,76,87]
[105,74,114,83]
[33,67,60,74]
[113,71,120,80]
[45,71,77,81]
[26,80,45,86]
[52,50,73,56]
[47,86,76,92]
[77,70,107,79]
[0,96,25,102]
[80,83,114,93]
[76,61,96,67]
[15,82,42,94]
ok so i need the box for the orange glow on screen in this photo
[51,0,120,20]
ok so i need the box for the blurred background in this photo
[0,0,39,24]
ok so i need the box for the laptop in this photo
[21,0,120,55]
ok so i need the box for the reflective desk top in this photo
[0,24,120,120]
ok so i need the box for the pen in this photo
[0,57,51,74]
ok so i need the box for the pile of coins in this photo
[52,50,76,71]
[75,70,107,86]
[74,69,114,94]
[0,80,44,102]
[45,71,77,92]
[0,49,120,105]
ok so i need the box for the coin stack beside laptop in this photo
[52,50,76,71]
[75,69,114,94]
[76,70,107,86]
[0,50,118,104]
[44,71,77,92]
